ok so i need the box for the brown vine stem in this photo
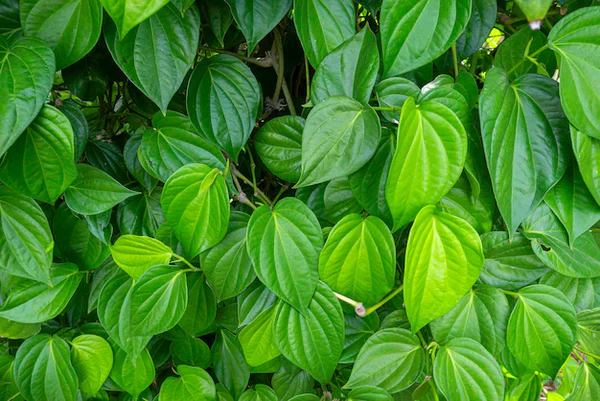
[230,163,272,206]
[272,28,297,115]
[230,163,259,210]
[198,45,274,68]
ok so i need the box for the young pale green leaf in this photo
[455,0,497,58]
[404,206,484,332]
[212,330,250,400]
[70,334,113,396]
[162,163,229,258]
[319,214,395,306]
[571,127,600,205]
[186,55,260,162]
[109,346,155,399]
[14,335,78,401]
[344,328,424,393]
[548,7,600,138]
[347,386,393,401]
[273,281,345,384]
[254,116,304,183]
[179,273,217,336]
[566,363,600,401]
[293,0,354,67]
[200,212,255,302]
[110,234,174,279]
[323,177,363,224]
[0,263,81,324]
[506,284,577,376]
[159,365,216,401]
[0,186,53,283]
[539,270,597,312]
[64,164,139,215]
[238,305,280,367]
[297,96,381,188]
[21,0,102,70]
[385,98,467,231]
[495,28,555,79]
[380,0,472,77]
[100,0,170,38]
[237,281,277,326]
[105,3,200,112]
[311,26,379,105]
[170,337,211,368]
[239,384,278,401]
[430,285,509,356]
[577,308,600,359]
[0,317,41,340]
[340,313,379,364]
[272,360,314,400]
[116,191,165,237]
[0,36,55,157]
[0,104,77,204]
[479,68,570,238]
[433,338,505,401]
[246,197,323,312]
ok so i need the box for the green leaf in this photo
[105,3,200,112]
[273,281,345,384]
[455,0,496,58]
[0,186,53,283]
[340,313,379,364]
[254,115,304,183]
[110,234,174,279]
[272,359,314,400]
[347,386,393,401]
[239,384,277,401]
[20,0,102,70]
[572,126,600,205]
[109,346,155,399]
[186,54,261,162]
[319,214,395,306]
[404,206,484,332]
[507,374,542,401]
[323,177,363,224]
[85,209,113,245]
[297,96,381,187]
[577,308,600,359]
[430,284,509,356]
[506,284,577,376]
[380,0,472,77]
[238,305,280,367]
[566,363,600,401]
[344,328,424,393]
[162,164,229,258]
[0,104,77,204]
[0,354,19,401]
[199,0,232,48]
[159,365,216,401]
[289,396,320,401]
[479,68,570,237]
[0,263,81,324]
[85,137,129,183]
[14,335,78,401]
[293,0,355,67]
[385,98,467,231]
[64,164,139,215]
[123,132,157,191]
[179,272,217,336]
[116,191,165,237]
[0,35,55,157]
[58,99,90,162]
[539,270,597,312]
[0,317,40,340]
[170,337,211,368]
[479,231,548,291]
[99,0,170,38]
[238,281,277,326]
[200,212,255,302]
[495,28,556,79]
[130,264,188,336]
[375,77,420,123]
[548,7,600,138]
[433,338,504,401]
[311,26,380,105]
[246,197,323,312]
[212,330,250,400]
[70,334,113,396]
[225,0,291,54]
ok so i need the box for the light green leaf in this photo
[239,305,280,367]
[347,386,393,401]
[179,273,217,336]
[566,362,600,401]
[273,281,345,384]
[109,346,155,399]
[110,234,174,279]
[319,214,395,306]
[404,206,484,332]
[344,328,424,393]
[572,127,600,205]
[507,374,542,401]
[495,27,556,79]
[246,197,323,312]
[323,177,363,224]
[0,317,40,340]
[540,270,597,312]
[70,334,113,396]
[159,365,216,401]
[375,77,420,123]
[239,384,277,401]
[272,359,314,400]
[212,330,250,400]
[237,281,277,326]
[100,0,170,38]
[577,308,600,359]
[297,96,381,188]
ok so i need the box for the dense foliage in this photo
[3,0,600,400]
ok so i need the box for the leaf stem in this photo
[363,285,404,316]
[500,289,520,298]
[198,45,274,68]
[272,30,297,116]
[232,168,273,206]
[507,44,549,75]
[333,292,360,308]
[304,54,311,102]
[173,254,198,271]
[451,42,459,78]
[271,27,285,108]
[371,106,400,112]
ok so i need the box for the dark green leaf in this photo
[212,330,250,400]
[455,0,496,58]
[109,346,155,399]
[179,272,217,336]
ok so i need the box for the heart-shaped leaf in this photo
[100,0,170,38]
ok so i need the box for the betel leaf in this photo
[110,234,174,279]
[239,306,280,366]
[495,28,556,79]
[84,137,129,183]
[566,362,600,401]
[506,284,577,377]
[455,0,496,59]
[99,0,170,39]
[123,132,157,191]
[318,214,395,306]
[375,77,421,123]
[385,98,467,231]
[311,26,380,105]
[293,0,355,67]
[109,346,155,399]
[20,0,102,70]
[539,270,597,312]
[577,308,600,359]
[0,263,81,324]
[246,197,323,312]
[14,334,78,401]
[239,384,277,401]
[0,104,77,204]
[274,282,344,384]
[212,330,250,400]
[238,281,277,326]
[0,317,41,340]
[170,337,211,368]
[340,313,379,364]
[162,163,229,258]
[548,7,600,138]
[380,0,472,77]
[347,386,393,401]
[225,0,291,54]
[433,338,504,401]
[479,68,570,237]
[296,96,381,188]
[70,334,113,396]
[199,0,232,48]
[571,127,600,206]
[64,164,139,215]
[105,2,200,112]
[0,35,54,157]
[0,354,18,401]
[179,272,217,336]
[0,186,53,283]
[272,360,314,400]
[323,177,362,224]
[116,191,165,237]
[159,365,216,401]
[404,206,484,332]
[344,328,424,393]
[200,211,255,302]
[506,374,542,401]
[254,115,304,182]
[186,54,261,162]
